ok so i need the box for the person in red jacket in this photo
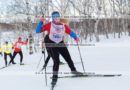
[36,11,82,86]
[9,37,28,65]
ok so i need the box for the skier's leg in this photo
[4,53,8,66]
[46,47,63,65]
[49,47,60,85]
[59,46,83,74]
[9,52,17,64]
[9,53,13,61]
[58,46,76,71]
[19,51,23,64]
[44,48,51,66]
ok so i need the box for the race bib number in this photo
[49,23,65,43]
[16,43,22,49]
[5,46,10,51]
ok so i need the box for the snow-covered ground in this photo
[0,32,130,90]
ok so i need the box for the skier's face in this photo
[18,39,22,42]
[54,17,60,23]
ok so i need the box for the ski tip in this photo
[116,74,122,76]
[51,85,55,90]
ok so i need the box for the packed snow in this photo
[0,32,130,90]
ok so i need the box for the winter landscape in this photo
[0,0,130,90]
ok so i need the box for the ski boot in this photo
[51,79,57,90]
[9,61,16,65]
[71,70,84,75]
[12,62,16,64]
[20,63,25,65]
[59,61,65,65]
[5,64,8,67]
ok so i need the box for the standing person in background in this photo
[0,41,13,67]
[9,37,28,65]
[36,11,82,87]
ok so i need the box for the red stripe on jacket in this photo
[40,22,71,35]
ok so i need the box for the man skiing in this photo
[0,41,13,67]
[36,11,82,87]
[9,37,28,65]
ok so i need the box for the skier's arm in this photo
[0,46,5,53]
[65,25,79,43]
[65,25,78,39]
[40,22,51,33]
[36,21,43,33]
[21,39,28,45]
[12,42,17,48]
[9,44,12,50]
[36,17,51,34]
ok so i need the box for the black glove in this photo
[42,47,45,54]
[0,52,3,56]
[43,64,47,69]
[41,64,47,71]
[42,50,45,54]
[26,39,28,42]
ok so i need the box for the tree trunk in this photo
[94,19,100,42]
[29,33,33,54]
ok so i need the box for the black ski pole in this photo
[77,43,86,73]
[37,15,45,69]
[37,54,44,69]
[44,49,47,86]
[42,14,47,86]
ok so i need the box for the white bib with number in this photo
[5,45,10,51]
[16,43,22,49]
[49,22,65,43]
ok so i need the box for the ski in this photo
[0,66,7,70]
[51,85,55,90]
[40,62,67,71]
[0,64,12,70]
[56,74,122,78]
[20,63,27,66]
[0,63,25,70]
[40,62,81,72]
[47,62,81,67]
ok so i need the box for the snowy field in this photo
[0,32,130,90]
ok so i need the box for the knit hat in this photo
[18,37,22,40]
[52,11,60,20]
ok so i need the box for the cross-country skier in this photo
[0,41,13,66]
[42,34,65,70]
[36,11,82,86]
[9,37,28,65]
